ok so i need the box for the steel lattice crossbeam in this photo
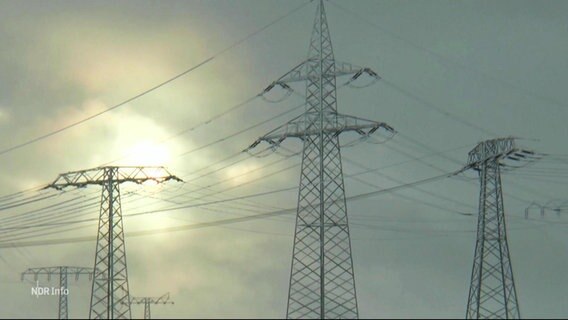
[263,59,378,86]
[127,292,174,320]
[246,1,394,318]
[467,137,533,169]
[46,166,182,319]
[248,113,393,149]
[47,166,181,190]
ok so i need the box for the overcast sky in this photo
[0,0,567,318]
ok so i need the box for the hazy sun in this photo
[126,141,171,166]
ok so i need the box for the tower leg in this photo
[287,134,357,319]
[466,162,520,319]
[59,267,68,319]
[90,168,131,319]
[144,300,151,320]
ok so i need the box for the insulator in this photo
[261,83,294,103]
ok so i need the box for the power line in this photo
[380,78,499,137]
[2,159,455,238]
[327,0,560,206]
[343,156,476,213]
[0,192,60,211]
[327,0,568,111]
[0,0,311,158]
[176,102,305,158]
[0,138,476,238]
[99,94,262,166]
[0,184,48,203]
[0,169,463,248]
[0,161,559,245]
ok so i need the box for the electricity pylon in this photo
[245,1,395,318]
[464,137,538,319]
[46,166,182,319]
[525,199,566,218]
[127,292,174,319]
[21,266,93,319]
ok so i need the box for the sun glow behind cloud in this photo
[125,140,172,166]
[34,99,184,169]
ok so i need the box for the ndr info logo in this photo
[31,280,69,298]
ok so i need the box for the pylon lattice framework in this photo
[246,1,395,318]
[47,166,182,319]
[465,137,537,319]
[21,266,93,320]
[127,292,174,320]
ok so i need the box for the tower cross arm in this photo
[466,137,539,171]
[245,112,396,151]
[263,59,380,93]
[45,166,183,190]
[129,292,174,305]
[21,266,94,281]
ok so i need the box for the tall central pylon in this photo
[47,166,182,319]
[464,137,539,319]
[246,1,395,318]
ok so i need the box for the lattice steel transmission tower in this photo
[464,137,538,319]
[525,199,566,218]
[21,266,93,319]
[127,292,174,319]
[46,166,182,319]
[245,1,395,318]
